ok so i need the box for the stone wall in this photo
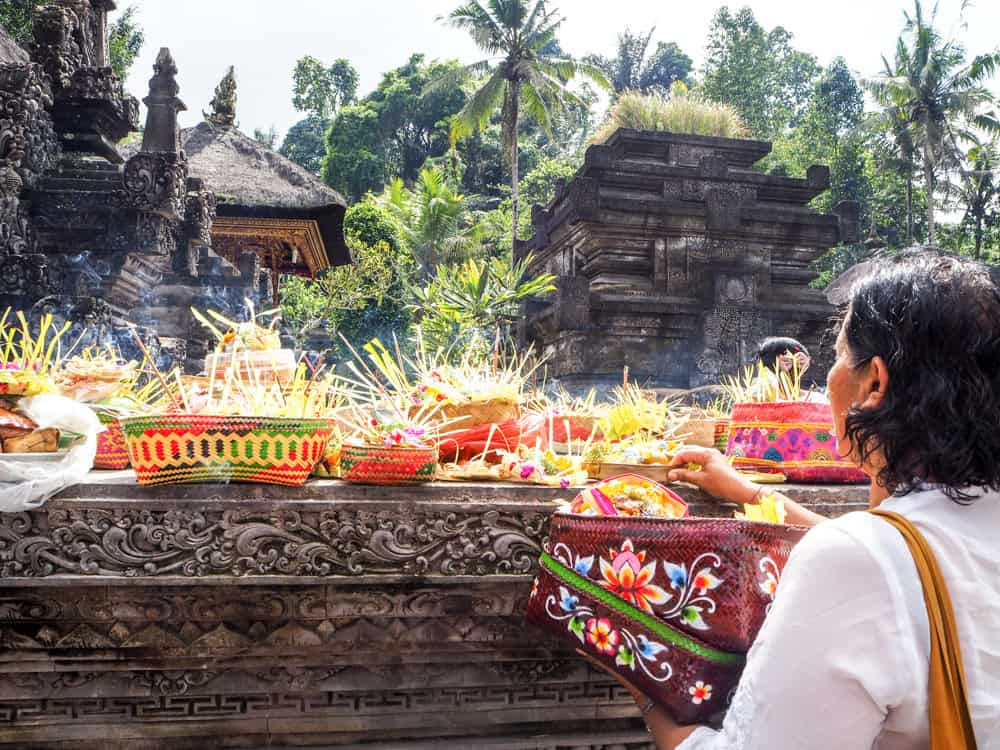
[0,475,869,749]
[520,129,859,391]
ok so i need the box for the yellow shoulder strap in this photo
[870,508,978,749]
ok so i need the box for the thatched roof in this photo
[122,121,350,265]
[0,26,29,64]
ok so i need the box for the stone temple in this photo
[0,1,348,371]
[519,128,859,390]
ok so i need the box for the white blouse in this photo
[679,486,1000,750]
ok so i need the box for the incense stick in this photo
[128,325,182,411]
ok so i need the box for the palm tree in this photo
[951,139,1000,260]
[435,0,608,244]
[584,28,692,99]
[865,0,1000,244]
[375,166,480,276]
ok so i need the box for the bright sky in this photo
[120,0,1000,142]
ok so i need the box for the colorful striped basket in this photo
[94,411,130,470]
[713,419,731,453]
[340,444,437,485]
[119,414,333,486]
[526,514,808,724]
[726,401,868,483]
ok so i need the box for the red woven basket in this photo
[727,401,868,483]
[526,514,807,723]
[94,412,130,470]
[340,444,437,484]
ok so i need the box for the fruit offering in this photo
[735,493,787,524]
[567,474,688,518]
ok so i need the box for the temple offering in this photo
[566,474,688,518]
[726,401,868,483]
[194,303,296,386]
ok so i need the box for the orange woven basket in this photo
[340,444,437,484]
[120,414,333,486]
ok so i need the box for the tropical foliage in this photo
[435,0,609,242]
[374,166,482,276]
[584,27,692,98]
[410,254,556,357]
[864,0,1000,243]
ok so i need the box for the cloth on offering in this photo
[0,395,103,512]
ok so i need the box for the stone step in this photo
[58,156,121,174]
[40,176,120,192]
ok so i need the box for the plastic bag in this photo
[0,395,103,513]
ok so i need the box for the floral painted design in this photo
[543,585,673,683]
[661,553,724,631]
[553,543,595,577]
[808,448,833,462]
[689,681,713,704]
[553,541,725,633]
[759,556,781,614]
[599,539,670,614]
[586,617,619,654]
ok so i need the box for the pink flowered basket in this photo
[526,514,808,723]
[726,401,868,483]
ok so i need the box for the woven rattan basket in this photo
[339,443,438,484]
[120,414,333,486]
[94,411,130,470]
[526,514,807,723]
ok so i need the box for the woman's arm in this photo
[667,448,828,528]
[617,521,907,749]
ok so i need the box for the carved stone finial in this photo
[204,66,237,129]
[140,47,186,154]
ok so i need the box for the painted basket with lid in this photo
[525,514,807,723]
[726,401,868,483]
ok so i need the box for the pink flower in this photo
[520,464,536,479]
[585,618,618,655]
[600,539,669,614]
[560,477,570,489]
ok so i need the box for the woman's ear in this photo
[859,356,889,410]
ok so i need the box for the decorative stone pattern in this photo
[0,506,547,578]
[522,129,860,390]
[0,477,869,748]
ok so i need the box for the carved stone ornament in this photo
[116,152,188,217]
[0,507,547,578]
[184,183,217,248]
[0,62,59,191]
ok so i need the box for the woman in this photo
[750,337,826,402]
[615,253,1000,748]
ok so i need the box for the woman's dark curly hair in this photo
[842,251,1000,501]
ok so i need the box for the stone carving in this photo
[184,178,216,249]
[204,65,237,128]
[0,507,547,578]
[31,2,88,92]
[132,669,220,696]
[523,130,843,388]
[140,48,185,153]
[0,62,59,190]
[118,153,187,218]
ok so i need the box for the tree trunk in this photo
[906,170,913,245]
[510,80,520,253]
[975,214,983,261]
[924,165,936,246]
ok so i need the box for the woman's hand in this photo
[668,447,828,528]
[667,447,757,504]
[576,649,702,749]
